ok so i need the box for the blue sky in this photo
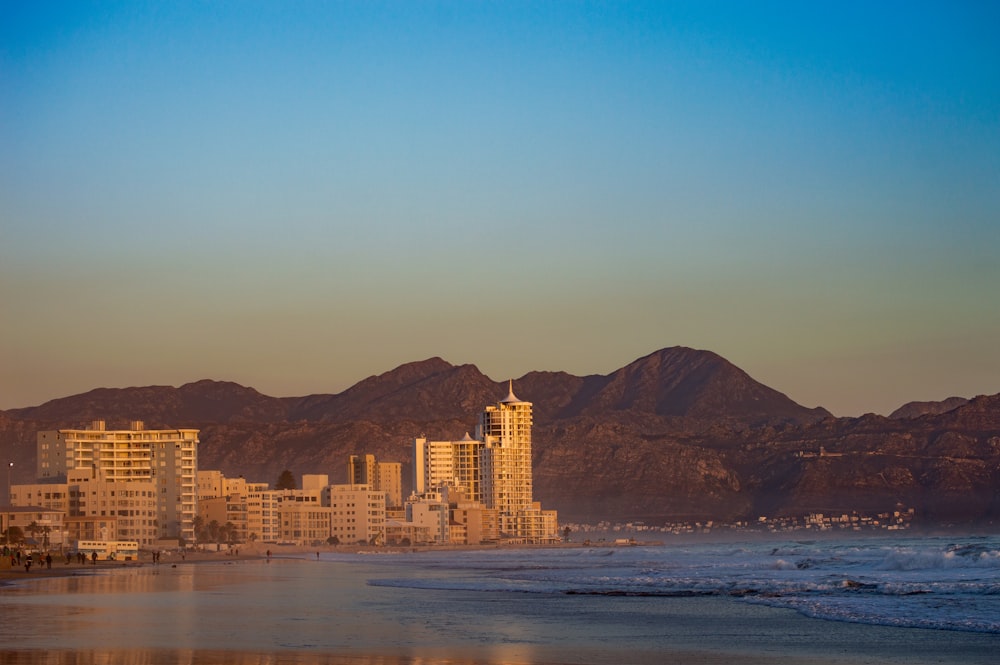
[2,1,998,416]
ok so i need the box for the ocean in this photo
[2,533,998,664]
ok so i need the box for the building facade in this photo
[477,383,535,533]
[412,434,482,500]
[326,483,386,545]
[411,383,558,543]
[349,454,403,509]
[37,420,199,542]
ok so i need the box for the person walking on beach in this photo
[45,552,52,569]
[25,553,32,573]
[91,551,97,565]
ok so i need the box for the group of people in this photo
[4,546,53,572]
[68,551,99,565]
[4,544,107,571]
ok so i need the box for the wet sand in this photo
[2,553,998,665]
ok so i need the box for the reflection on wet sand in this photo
[4,566,197,595]
[2,649,543,665]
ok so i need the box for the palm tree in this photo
[208,519,220,544]
[192,516,205,544]
[26,521,40,545]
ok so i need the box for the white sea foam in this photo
[360,534,1000,633]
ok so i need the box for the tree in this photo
[275,470,297,490]
[192,516,205,543]
[208,520,220,543]
[326,535,339,546]
[26,521,40,544]
[6,526,24,544]
[563,526,572,542]
[223,521,236,544]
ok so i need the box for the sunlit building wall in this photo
[37,420,198,542]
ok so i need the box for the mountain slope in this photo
[889,396,969,420]
[289,358,502,424]
[7,380,290,427]
[559,347,829,423]
[1,348,995,526]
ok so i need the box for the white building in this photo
[326,483,386,545]
[477,383,536,537]
[404,491,450,544]
[411,382,558,543]
[37,420,199,543]
[413,434,481,500]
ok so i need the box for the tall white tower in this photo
[476,381,533,534]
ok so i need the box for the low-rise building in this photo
[0,506,67,549]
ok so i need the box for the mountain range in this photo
[2,346,998,526]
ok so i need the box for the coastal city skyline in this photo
[3,2,999,418]
[4,382,559,549]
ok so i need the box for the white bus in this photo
[76,540,140,561]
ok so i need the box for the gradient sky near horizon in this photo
[2,1,998,416]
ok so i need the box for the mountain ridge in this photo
[2,347,997,526]
[5,346,828,427]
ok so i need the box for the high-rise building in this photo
[349,454,403,508]
[37,420,198,542]
[412,436,481,499]
[476,382,534,534]
[348,455,376,487]
[412,382,557,543]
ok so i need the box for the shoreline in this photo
[4,525,996,587]
[0,540,613,586]
[2,539,999,665]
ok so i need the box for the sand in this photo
[2,549,998,665]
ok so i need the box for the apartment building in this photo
[0,506,66,548]
[8,481,69,514]
[245,482,277,543]
[68,466,159,545]
[477,383,535,535]
[37,420,198,542]
[9,466,160,546]
[413,434,482,501]
[405,491,450,544]
[411,383,558,543]
[326,483,386,545]
[278,498,331,545]
[348,454,403,508]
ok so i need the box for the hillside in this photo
[2,347,997,526]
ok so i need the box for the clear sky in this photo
[2,1,998,416]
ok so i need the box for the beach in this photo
[2,541,999,665]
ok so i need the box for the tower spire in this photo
[501,379,520,403]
